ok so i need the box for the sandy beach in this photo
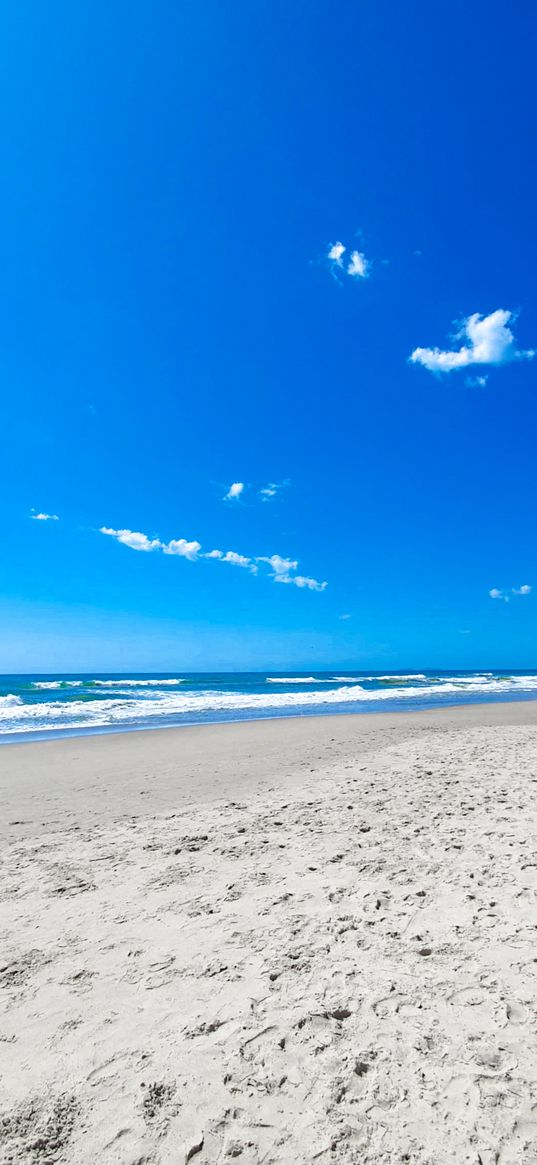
[1,701,537,1164]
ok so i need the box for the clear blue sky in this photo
[1,0,536,672]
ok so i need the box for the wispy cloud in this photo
[339,613,352,620]
[490,583,531,602]
[327,239,370,280]
[205,549,257,572]
[100,528,326,591]
[410,309,535,374]
[489,587,508,601]
[257,553,327,591]
[224,482,245,501]
[259,480,288,502]
[100,527,161,552]
[465,375,488,388]
[31,511,59,522]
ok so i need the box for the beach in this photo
[1,701,537,1163]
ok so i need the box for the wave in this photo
[266,676,334,684]
[89,678,185,687]
[333,674,428,682]
[32,680,83,689]
[2,675,537,733]
[0,694,23,707]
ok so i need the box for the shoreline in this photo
[1,689,537,748]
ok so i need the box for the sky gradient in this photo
[1,0,536,671]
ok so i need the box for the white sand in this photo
[1,702,537,1163]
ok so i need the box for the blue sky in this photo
[1,0,536,672]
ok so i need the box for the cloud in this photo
[465,375,488,387]
[328,240,371,280]
[327,241,346,267]
[31,511,59,521]
[490,583,531,601]
[224,482,245,501]
[274,573,327,592]
[100,527,325,591]
[257,554,298,576]
[163,539,201,560]
[259,480,288,502]
[206,548,257,572]
[489,587,509,603]
[410,309,535,374]
[99,527,161,552]
[339,613,352,620]
[257,553,326,591]
[347,249,369,279]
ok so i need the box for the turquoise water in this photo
[0,670,536,741]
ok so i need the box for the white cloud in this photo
[206,548,257,572]
[489,583,531,601]
[489,588,509,603]
[100,526,325,592]
[163,538,201,560]
[328,240,370,280]
[224,482,245,501]
[347,249,369,279]
[274,573,327,592]
[327,241,346,267]
[410,309,535,375]
[100,527,161,552]
[257,554,298,576]
[339,613,352,620]
[259,480,288,502]
[465,375,488,387]
[31,511,59,521]
[257,553,326,591]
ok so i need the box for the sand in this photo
[1,701,537,1164]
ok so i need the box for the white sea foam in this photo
[330,675,426,680]
[32,681,83,689]
[1,674,537,733]
[90,678,185,687]
[266,677,334,684]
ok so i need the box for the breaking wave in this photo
[1,673,537,735]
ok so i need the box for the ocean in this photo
[0,670,536,741]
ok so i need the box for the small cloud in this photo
[347,249,369,279]
[259,480,288,502]
[224,482,245,501]
[489,588,509,603]
[206,548,257,572]
[163,538,201,560]
[410,309,535,375]
[257,553,326,591]
[327,241,346,267]
[100,527,161,552]
[327,238,370,280]
[465,375,488,387]
[512,584,532,596]
[257,553,298,577]
[339,613,352,620]
[31,511,59,521]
